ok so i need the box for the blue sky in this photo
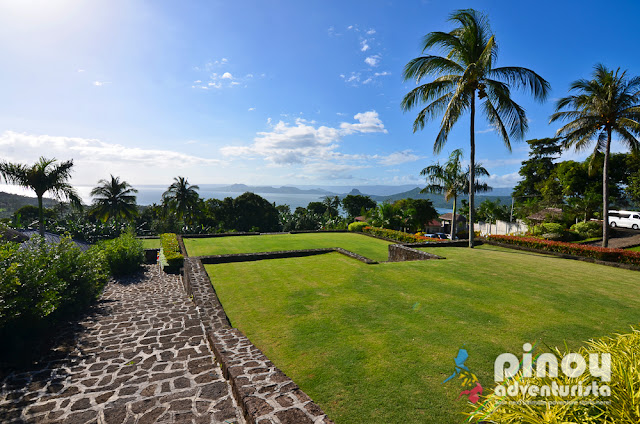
[1,0,639,192]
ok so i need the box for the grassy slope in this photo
[205,244,640,424]
[184,233,391,262]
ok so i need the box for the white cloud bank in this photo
[0,131,223,184]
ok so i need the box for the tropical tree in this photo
[342,194,377,219]
[550,64,640,247]
[0,157,81,236]
[420,149,491,238]
[321,196,341,218]
[401,8,550,246]
[161,176,200,222]
[89,175,138,222]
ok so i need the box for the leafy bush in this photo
[0,236,109,333]
[467,327,640,423]
[362,226,446,243]
[571,221,602,239]
[348,222,369,232]
[487,235,640,266]
[159,233,183,272]
[95,231,144,276]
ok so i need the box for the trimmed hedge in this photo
[487,235,640,266]
[362,226,446,244]
[348,222,369,232]
[159,233,183,272]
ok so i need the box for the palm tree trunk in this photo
[38,195,45,237]
[469,93,476,248]
[451,196,457,239]
[602,128,611,248]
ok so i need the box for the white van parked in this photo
[609,210,640,230]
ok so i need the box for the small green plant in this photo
[571,221,602,239]
[159,233,183,272]
[348,222,369,232]
[94,231,144,276]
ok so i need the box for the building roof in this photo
[0,226,29,243]
[439,213,467,223]
[526,207,563,222]
[20,230,91,252]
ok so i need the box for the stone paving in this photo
[0,265,245,424]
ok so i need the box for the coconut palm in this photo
[421,149,491,238]
[90,175,138,222]
[0,157,81,236]
[401,9,550,247]
[550,64,640,247]
[162,176,200,222]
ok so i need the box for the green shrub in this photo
[571,221,602,239]
[159,233,183,272]
[95,231,144,276]
[348,222,369,232]
[467,328,640,423]
[0,236,109,333]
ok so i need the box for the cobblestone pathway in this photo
[0,265,245,424]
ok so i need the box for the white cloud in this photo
[340,111,387,134]
[485,172,522,188]
[221,72,233,79]
[77,69,85,73]
[93,81,110,86]
[0,131,223,184]
[364,55,380,67]
[476,127,495,134]
[360,40,370,52]
[375,150,421,166]
[248,107,255,111]
[366,29,376,35]
[374,71,391,77]
[220,111,387,166]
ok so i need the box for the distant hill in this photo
[0,192,58,218]
[363,187,512,209]
[216,184,336,195]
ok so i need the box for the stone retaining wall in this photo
[197,248,377,265]
[183,257,334,424]
[388,244,444,262]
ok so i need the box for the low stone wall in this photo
[183,257,334,424]
[388,244,444,262]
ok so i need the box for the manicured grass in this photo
[138,238,160,249]
[184,232,391,262]
[627,245,640,251]
[205,245,640,423]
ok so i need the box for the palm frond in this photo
[489,66,550,101]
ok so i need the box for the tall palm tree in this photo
[90,175,139,222]
[162,176,200,222]
[401,9,550,247]
[421,149,491,238]
[0,157,81,236]
[550,64,640,247]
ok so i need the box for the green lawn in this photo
[627,245,640,251]
[139,238,160,249]
[205,243,640,424]
[184,232,391,262]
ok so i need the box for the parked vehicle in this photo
[608,210,640,230]
[433,233,449,240]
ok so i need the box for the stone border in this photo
[388,244,444,262]
[197,248,377,265]
[483,239,640,272]
[183,257,334,424]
